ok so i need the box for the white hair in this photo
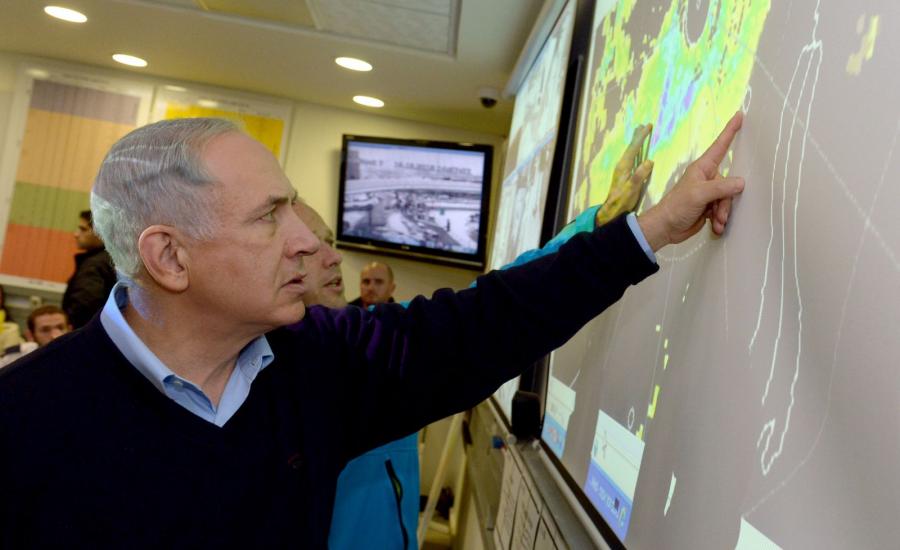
[90,118,240,277]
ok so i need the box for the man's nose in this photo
[285,211,320,257]
[324,245,342,268]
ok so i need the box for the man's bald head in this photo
[358,262,395,308]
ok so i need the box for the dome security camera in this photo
[478,87,500,108]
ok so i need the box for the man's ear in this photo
[137,225,190,292]
[24,329,35,343]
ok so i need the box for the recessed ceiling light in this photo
[26,68,51,79]
[44,6,87,23]
[335,57,373,72]
[112,54,147,68]
[197,99,220,108]
[353,95,384,108]
[164,85,187,92]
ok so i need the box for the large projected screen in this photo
[490,0,576,421]
[542,0,899,548]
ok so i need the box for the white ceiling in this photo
[0,0,546,135]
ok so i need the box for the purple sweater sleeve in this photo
[296,214,659,457]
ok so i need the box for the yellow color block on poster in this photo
[162,105,285,159]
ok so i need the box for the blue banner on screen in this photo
[542,413,567,458]
[584,460,633,541]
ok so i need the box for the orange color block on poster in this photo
[0,224,78,283]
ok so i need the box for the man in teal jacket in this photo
[295,202,421,549]
[296,125,654,549]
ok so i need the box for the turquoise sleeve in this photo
[495,205,601,271]
[397,205,601,304]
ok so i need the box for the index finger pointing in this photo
[698,111,743,175]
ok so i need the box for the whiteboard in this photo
[542,0,900,547]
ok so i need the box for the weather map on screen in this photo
[490,1,575,421]
[543,1,899,548]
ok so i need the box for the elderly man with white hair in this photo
[0,114,745,547]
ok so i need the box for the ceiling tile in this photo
[203,0,317,28]
[308,0,457,54]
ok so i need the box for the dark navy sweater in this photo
[0,215,656,548]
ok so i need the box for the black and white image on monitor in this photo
[342,141,486,255]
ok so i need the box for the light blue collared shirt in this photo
[626,212,657,264]
[100,281,274,427]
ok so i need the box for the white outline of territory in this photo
[746,106,900,521]
[748,0,823,477]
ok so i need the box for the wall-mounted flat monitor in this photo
[336,135,493,270]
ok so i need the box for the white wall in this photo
[0,51,509,302]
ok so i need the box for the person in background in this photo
[26,305,71,346]
[349,261,396,308]
[298,123,656,550]
[294,201,418,549]
[0,115,745,546]
[62,209,117,328]
[0,305,71,367]
[294,203,346,311]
